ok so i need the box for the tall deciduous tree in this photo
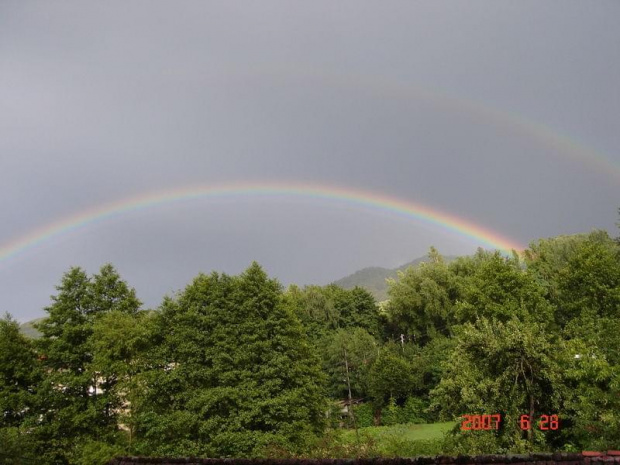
[431,317,565,452]
[322,327,378,400]
[385,248,460,345]
[135,263,326,458]
[284,284,381,341]
[91,309,154,451]
[454,251,552,327]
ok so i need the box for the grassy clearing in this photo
[341,422,456,442]
[337,422,457,457]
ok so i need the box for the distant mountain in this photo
[20,317,45,339]
[332,255,458,301]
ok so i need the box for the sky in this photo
[1,1,618,322]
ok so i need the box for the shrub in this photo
[381,396,401,426]
[76,440,127,465]
[352,402,374,428]
[0,427,38,465]
[402,396,429,424]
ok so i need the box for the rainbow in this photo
[200,64,620,183]
[0,182,523,266]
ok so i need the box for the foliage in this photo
[0,314,41,428]
[416,335,456,401]
[385,247,459,345]
[339,422,453,456]
[368,352,419,410]
[523,230,620,450]
[284,284,381,340]
[299,428,380,459]
[4,215,620,460]
[133,262,327,457]
[0,427,38,464]
[558,315,620,450]
[91,309,155,449]
[381,396,401,426]
[352,402,374,428]
[379,437,444,457]
[556,231,620,324]
[454,251,553,326]
[430,317,566,450]
[33,264,142,463]
[74,439,127,465]
[525,231,620,327]
[322,327,378,399]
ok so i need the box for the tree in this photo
[0,314,42,428]
[560,317,620,451]
[134,263,327,457]
[0,314,42,464]
[284,284,381,341]
[90,264,141,315]
[556,232,620,325]
[455,251,553,327]
[90,309,154,451]
[385,248,460,345]
[322,327,378,400]
[324,285,381,336]
[283,285,339,342]
[368,351,419,424]
[34,264,143,463]
[550,232,620,450]
[524,231,619,327]
[34,267,97,463]
[430,317,565,452]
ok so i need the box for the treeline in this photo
[1,229,619,463]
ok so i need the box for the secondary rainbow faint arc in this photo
[0,183,523,266]
[209,65,620,183]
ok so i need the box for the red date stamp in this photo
[460,414,501,430]
[461,414,559,431]
[520,414,559,430]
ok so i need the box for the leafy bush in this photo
[381,396,401,426]
[75,440,127,465]
[0,427,37,465]
[352,402,374,428]
[439,427,549,456]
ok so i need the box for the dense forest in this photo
[1,225,619,464]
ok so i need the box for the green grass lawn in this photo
[338,422,457,456]
[341,422,456,442]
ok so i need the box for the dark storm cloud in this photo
[1,1,618,321]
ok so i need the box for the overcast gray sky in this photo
[1,1,618,322]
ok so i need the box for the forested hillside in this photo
[1,228,619,464]
[331,255,458,301]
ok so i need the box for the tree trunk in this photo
[343,348,360,447]
[373,408,382,426]
[528,393,535,443]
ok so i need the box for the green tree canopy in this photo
[431,317,565,451]
[385,247,460,345]
[135,262,327,458]
[454,251,552,327]
[0,314,42,428]
[34,264,143,463]
[322,327,378,399]
[368,351,419,410]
